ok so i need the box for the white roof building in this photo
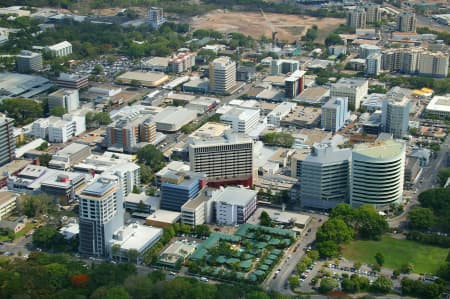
[425,95,450,118]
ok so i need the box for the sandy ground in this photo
[191,10,345,43]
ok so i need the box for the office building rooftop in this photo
[212,187,256,206]
[353,140,405,160]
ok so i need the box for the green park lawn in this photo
[341,236,448,274]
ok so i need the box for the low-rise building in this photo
[116,71,169,88]
[153,107,197,132]
[16,50,43,73]
[0,191,17,221]
[181,189,209,226]
[55,73,89,89]
[267,102,297,127]
[220,107,259,134]
[213,186,257,226]
[48,89,79,113]
[49,143,91,170]
[425,95,450,119]
[46,41,72,57]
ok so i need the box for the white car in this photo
[200,277,209,282]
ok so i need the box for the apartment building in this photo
[417,51,449,78]
[365,3,381,24]
[106,113,157,153]
[209,56,236,94]
[330,78,368,111]
[347,8,367,29]
[105,163,141,198]
[168,52,196,73]
[0,192,17,221]
[148,7,165,29]
[78,176,124,257]
[300,143,351,210]
[397,12,416,32]
[366,53,382,76]
[359,44,381,59]
[381,94,411,139]
[285,70,306,99]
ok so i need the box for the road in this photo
[265,214,328,294]
[0,233,33,257]
[388,134,450,228]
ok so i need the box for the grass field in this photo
[341,236,448,274]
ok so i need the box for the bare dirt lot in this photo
[191,10,345,43]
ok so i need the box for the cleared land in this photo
[341,236,448,274]
[191,10,345,43]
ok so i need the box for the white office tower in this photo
[347,8,367,29]
[78,176,125,257]
[321,97,349,132]
[359,44,381,59]
[382,94,411,139]
[366,53,381,76]
[330,78,368,111]
[397,12,416,32]
[209,56,236,94]
[48,89,80,113]
[148,7,165,29]
[351,140,406,210]
[300,143,351,210]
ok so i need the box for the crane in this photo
[260,8,277,49]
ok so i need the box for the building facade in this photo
[381,95,411,139]
[220,107,260,134]
[300,143,351,210]
[188,132,253,187]
[397,12,416,32]
[365,53,381,76]
[148,7,165,29]
[48,89,80,113]
[351,140,406,210]
[347,8,367,29]
[160,171,206,212]
[270,59,300,75]
[0,114,15,166]
[46,41,72,57]
[78,176,124,257]
[16,50,43,73]
[285,70,306,99]
[330,78,368,111]
[321,97,349,132]
[213,187,257,225]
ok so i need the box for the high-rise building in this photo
[148,7,165,29]
[0,113,15,166]
[417,51,449,78]
[321,97,349,132]
[351,140,406,209]
[399,48,421,74]
[270,59,300,75]
[78,176,124,257]
[300,143,351,210]
[168,52,196,73]
[16,50,43,73]
[366,53,382,76]
[188,131,253,187]
[382,94,411,139]
[365,3,381,24]
[106,114,157,153]
[160,170,206,212]
[48,89,79,113]
[285,70,306,99]
[209,56,236,94]
[330,78,368,111]
[397,12,416,32]
[347,8,367,29]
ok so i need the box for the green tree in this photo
[371,275,393,293]
[37,141,49,151]
[132,185,141,194]
[50,106,67,117]
[408,207,436,231]
[92,64,104,75]
[288,275,300,289]
[259,210,272,227]
[437,168,450,187]
[375,252,384,267]
[316,218,354,244]
[39,153,52,167]
[137,145,166,172]
[91,286,131,299]
[319,278,338,294]
[123,275,153,299]
[316,240,339,258]
[0,98,44,125]
[32,225,62,250]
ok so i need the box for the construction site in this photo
[191,10,345,43]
